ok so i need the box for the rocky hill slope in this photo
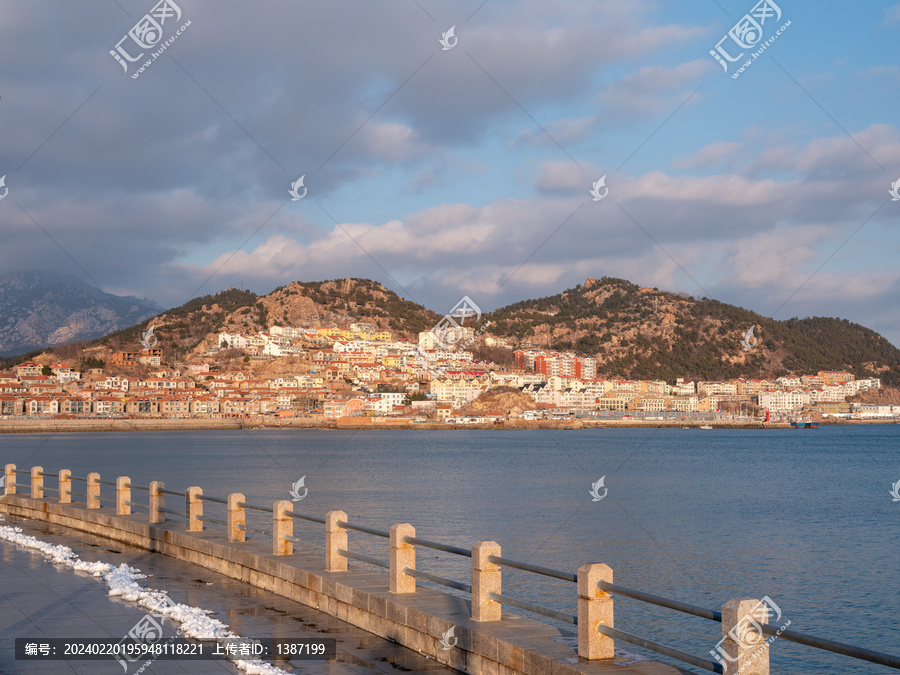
[462,387,537,415]
[94,279,441,358]
[489,277,900,384]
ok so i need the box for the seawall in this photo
[0,494,685,675]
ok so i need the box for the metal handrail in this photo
[758,623,900,669]
[597,624,723,674]
[203,516,229,527]
[41,487,59,493]
[404,536,471,558]
[123,501,148,510]
[487,591,577,625]
[336,520,389,538]
[125,483,150,491]
[284,535,325,550]
[96,496,116,504]
[337,548,389,570]
[404,567,471,594]
[488,554,576,582]
[70,476,87,482]
[599,580,722,622]
[287,512,326,524]
[158,507,184,517]
[159,489,184,497]
[70,492,87,499]
[236,501,273,514]
[97,480,118,487]
[199,495,228,505]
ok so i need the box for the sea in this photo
[2,426,899,674]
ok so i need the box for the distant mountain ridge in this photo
[0,271,162,357]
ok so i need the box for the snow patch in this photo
[0,524,293,674]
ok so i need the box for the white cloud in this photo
[599,60,712,120]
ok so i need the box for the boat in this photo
[790,416,819,429]
[699,425,713,429]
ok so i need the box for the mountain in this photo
[0,271,162,357]
[489,277,900,385]
[16,275,900,386]
[95,278,441,355]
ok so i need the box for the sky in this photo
[1,0,899,344]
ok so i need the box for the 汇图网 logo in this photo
[289,176,307,201]
[141,325,158,349]
[109,0,191,79]
[439,26,458,50]
[889,479,900,502]
[589,476,608,501]
[710,0,790,79]
[710,596,791,672]
[439,625,458,650]
[289,476,308,501]
[889,178,900,202]
[741,325,758,352]
[589,176,608,201]
[432,296,481,350]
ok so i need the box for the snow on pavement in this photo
[0,523,293,674]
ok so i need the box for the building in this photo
[323,397,366,419]
[111,349,162,367]
[819,370,853,386]
[758,390,810,411]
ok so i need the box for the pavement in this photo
[0,514,460,675]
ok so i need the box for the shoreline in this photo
[0,416,897,434]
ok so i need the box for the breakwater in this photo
[5,464,899,674]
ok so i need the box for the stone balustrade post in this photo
[116,476,131,516]
[86,472,100,509]
[273,500,293,555]
[471,541,502,621]
[578,563,614,659]
[715,598,770,675]
[227,493,245,542]
[325,510,348,572]
[4,464,15,495]
[149,481,164,523]
[58,470,71,504]
[390,523,416,594]
[186,487,203,531]
[31,466,43,499]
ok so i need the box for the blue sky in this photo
[1,0,899,344]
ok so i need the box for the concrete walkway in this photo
[0,515,460,674]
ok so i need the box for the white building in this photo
[758,390,810,411]
[364,397,392,415]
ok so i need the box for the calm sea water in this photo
[2,427,899,673]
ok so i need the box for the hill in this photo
[90,278,441,359]
[487,277,900,385]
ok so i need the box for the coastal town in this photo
[0,320,892,424]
